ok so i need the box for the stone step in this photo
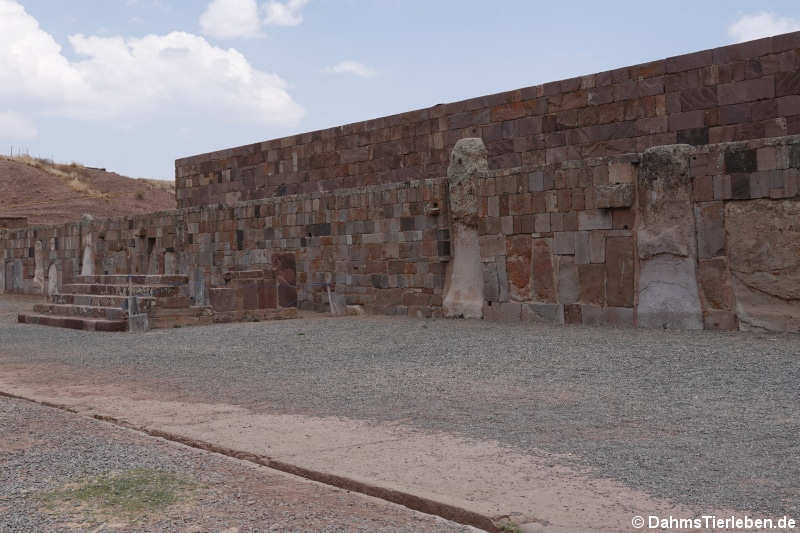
[18,313,128,332]
[61,283,179,298]
[50,293,156,311]
[73,275,189,286]
[33,303,128,320]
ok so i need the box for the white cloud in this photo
[728,12,800,43]
[199,0,263,40]
[0,111,38,141]
[198,0,309,39]
[0,0,303,125]
[322,60,377,79]
[263,0,309,26]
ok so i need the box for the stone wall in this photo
[0,217,27,230]
[4,135,799,331]
[176,32,800,209]
[3,33,800,332]
[0,179,451,316]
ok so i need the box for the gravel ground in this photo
[1,295,799,517]
[0,395,473,532]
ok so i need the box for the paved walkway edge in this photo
[0,389,500,532]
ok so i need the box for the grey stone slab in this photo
[521,303,564,324]
[553,232,576,255]
[578,209,613,231]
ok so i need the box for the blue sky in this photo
[2,0,800,180]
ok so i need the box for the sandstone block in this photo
[698,258,735,311]
[574,231,591,265]
[605,236,634,308]
[594,184,633,208]
[553,231,576,255]
[608,161,635,184]
[506,235,532,301]
[580,305,634,327]
[577,209,612,231]
[557,256,579,304]
[578,263,605,305]
[703,310,738,331]
[589,231,606,263]
[726,199,800,332]
[532,238,557,303]
[521,303,564,324]
[483,301,521,322]
[695,202,726,259]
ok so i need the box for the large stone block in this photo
[594,184,633,208]
[638,255,704,329]
[483,301,521,322]
[636,145,703,329]
[605,237,634,308]
[577,209,612,231]
[695,202,726,259]
[698,258,735,311]
[577,263,605,305]
[521,303,564,324]
[557,256,579,304]
[580,305,634,327]
[726,199,800,332]
[506,235,532,301]
[532,238,557,303]
[444,139,487,319]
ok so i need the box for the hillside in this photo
[0,156,175,226]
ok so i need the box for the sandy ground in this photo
[1,294,798,531]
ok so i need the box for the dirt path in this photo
[0,361,759,532]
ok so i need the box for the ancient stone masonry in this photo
[176,32,800,209]
[3,32,800,332]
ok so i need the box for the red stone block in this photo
[564,304,582,324]
[612,208,635,230]
[668,110,705,131]
[259,281,277,309]
[506,235,532,301]
[717,77,775,106]
[712,37,772,64]
[577,263,605,305]
[698,258,735,311]
[605,236,634,307]
[773,31,800,53]
[693,175,714,202]
[680,87,717,110]
[666,50,712,73]
[532,238,557,303]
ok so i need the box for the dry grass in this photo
[2,154,175,200]
[139,178,175,193]
[2,155,119,200]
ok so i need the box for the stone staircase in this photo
[18,274,212,332]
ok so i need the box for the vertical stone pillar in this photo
[33,241,45,293]
[443,138,486,319]
[80,214,95,277]
[636,145,703,329]
[47,263,61,296]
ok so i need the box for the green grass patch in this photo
[43,469,197,521]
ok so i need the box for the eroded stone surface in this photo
[636,145,703,330]
[506,235,532,301]
[47,263,59,297]
[726,199,800,332]
[444,138,487,319]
